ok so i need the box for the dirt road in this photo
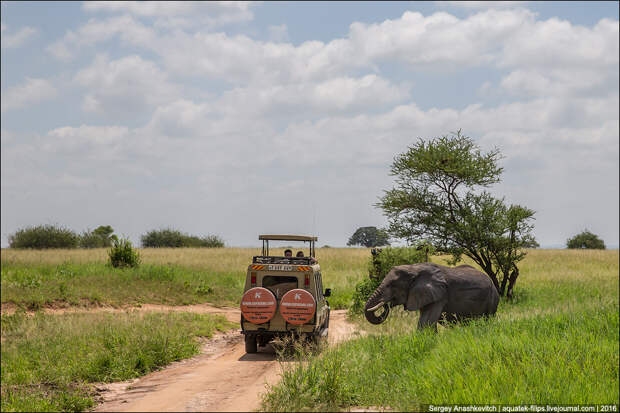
[94,309,358,412]
[0,302,241,322]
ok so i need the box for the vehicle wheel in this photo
[245,335,258,353]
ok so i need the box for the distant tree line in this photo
[7,224,224,249]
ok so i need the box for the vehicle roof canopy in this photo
[259,235,317,241]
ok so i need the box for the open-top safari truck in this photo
[240,234,331,353]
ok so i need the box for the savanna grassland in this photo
[0,246,367,411]
[262,249,620,411]
[1,248,618,411]
[1,247,368,311]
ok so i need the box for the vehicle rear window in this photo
[262,276,298,299]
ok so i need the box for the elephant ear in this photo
[405,265,447,311]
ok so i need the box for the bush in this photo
[80,225,117,248]
[567,230,606,250]
[183,235,225,248]
[8,225,79,249]
[141,228,224,248]
[350,245,431,313]
[108,238,141,268]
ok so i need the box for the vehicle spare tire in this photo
[241,287,277,324]
[279,288,316,325]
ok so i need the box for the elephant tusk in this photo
[367,302,385,312]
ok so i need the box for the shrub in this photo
[141,228,185,248]
[141,228,224,248]
[108,238,141,268]
[8,224,79,249]
[183,234,225,248]
[80,226,118,248]
[350,245,431,313]
[80,225,117,248]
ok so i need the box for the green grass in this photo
[1,311,235,412]
[1,247,371,310]
[0,261,245,309]
[262,249,619,410]
[2,248,618,410]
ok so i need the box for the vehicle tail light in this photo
[304,273,310,287]
[251,272,256,286]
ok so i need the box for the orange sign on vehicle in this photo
[279,289,316,325]
[241,287,277,324]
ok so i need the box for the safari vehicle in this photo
[240,235,331,353]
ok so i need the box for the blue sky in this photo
[1,1,618,248]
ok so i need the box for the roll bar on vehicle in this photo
[259,234,317,258]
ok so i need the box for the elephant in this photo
[364,262,499,330]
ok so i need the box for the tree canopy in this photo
[347,226,391,248]
[80,225,117,248]
[377,130,536,297]
[567,230,606,249]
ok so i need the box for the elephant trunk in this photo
[364,286,390,325]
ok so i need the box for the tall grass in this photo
[1,311,234,412]
[262,249,619,410]
[1,247,371,310]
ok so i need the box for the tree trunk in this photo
[499,273,508,297]
[506,266,519,298]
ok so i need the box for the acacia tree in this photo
[567,230,606,249]
[347,226,391,247]
[377,130,536,297]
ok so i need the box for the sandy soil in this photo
[92,309,359,412]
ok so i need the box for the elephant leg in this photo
[417,300,446,331]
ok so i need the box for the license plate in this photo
[267,264,293,271]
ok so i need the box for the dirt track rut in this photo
[93,309,358,412]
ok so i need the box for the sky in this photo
[1,1,618,249]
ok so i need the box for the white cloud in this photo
[5,5,619,247]
[48,8,617,96]
[48,125,129,145]
[438,1,528,8]
[1,78,57,112]
[3,88,618,246]
[344,9,534,68]
[214,75,410,117]
[82,1,256,28]
[47,15,155,60]
[497,17,619,98]
[74,54,179,118]
[43,125,131,161]
[1,25,37,48]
